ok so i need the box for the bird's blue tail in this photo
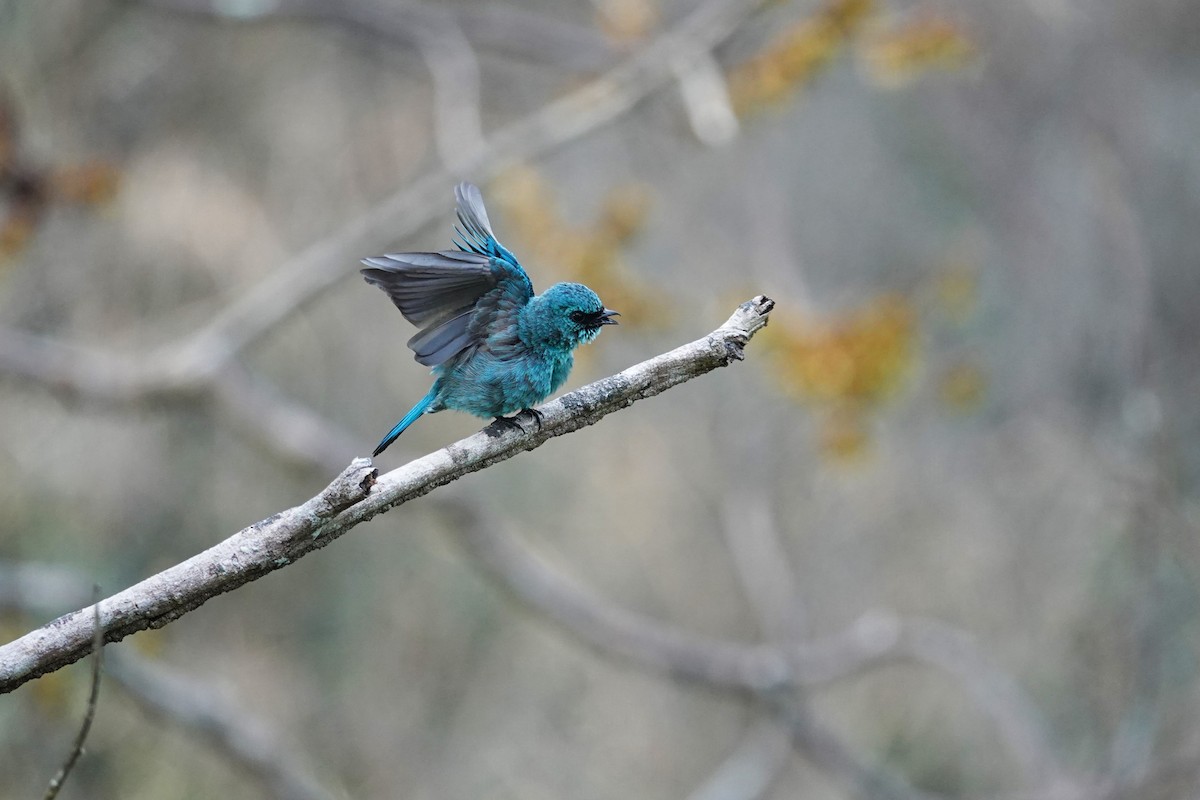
[373,390,436,457]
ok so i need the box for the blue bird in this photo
[361,182,619,457]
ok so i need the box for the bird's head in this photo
[524,283,619,350]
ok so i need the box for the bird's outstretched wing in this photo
[361,183,533,367]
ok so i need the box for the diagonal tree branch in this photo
[0,296,774,695]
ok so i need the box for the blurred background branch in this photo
[138,0,622,72]
[442,497,1069,795]
[2,0,1199,796]
[107,653,337,800]
[0,0,762,408]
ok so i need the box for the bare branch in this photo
[0,296,774,694]
[0,459,375,694]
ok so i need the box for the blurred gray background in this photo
[1,0,1199,797]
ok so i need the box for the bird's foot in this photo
[484,415,524,438]
[483,408,543,438]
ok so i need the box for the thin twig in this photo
[43,590,104,800]
[0,296,774,694]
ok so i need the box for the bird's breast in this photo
[434,345,574,419]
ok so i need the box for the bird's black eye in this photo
[569,310,587,324]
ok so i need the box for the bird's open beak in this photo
[600,309,620,325]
